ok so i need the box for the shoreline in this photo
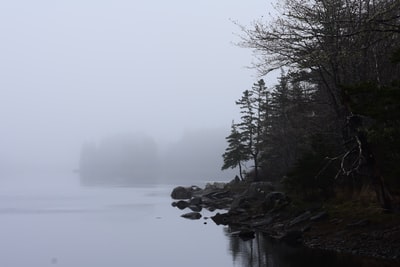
[170,182,400,264]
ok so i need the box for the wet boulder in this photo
[171,186,199,199]
[172,200,189,210]
[189,205,202,212]
[189,197,202,206]
[211,212,232,225]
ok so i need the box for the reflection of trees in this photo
[224,227,270,267]
[224,228,386,267]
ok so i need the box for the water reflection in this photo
[224,228,397,267]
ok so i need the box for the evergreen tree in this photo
[235,80,269,181]
[239,0,400,210]
[222,122,249,180]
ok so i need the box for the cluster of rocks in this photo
[171,181,307,244]
[170,183,235,220]
[170,181,400,263]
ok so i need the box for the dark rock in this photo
[211,212,231,225]
[203,196,232,210]
[181,212,202,220]
[249,216,274,227]
[310,211,328,222]
[264,191,288,211]
[174,200,189,210]
[347,219,370,228]
[245,182,275,199]
[289,211,312,227]
[330,218,343,225]
[171,186,195,199]
[280,230,303,246]
[205,182,226,190]
[265,191,286,204]
[230,196,257,211]
[239,230,256,241]
[302,224,312,232]
[189,205,202,212]
[190,185,202,192]
[203,190,231,200]
[190,197,202,205]
[213,191,232,199]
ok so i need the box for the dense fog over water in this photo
[0,2,279,264]
[0,0,275,182]
[79,129,237,185]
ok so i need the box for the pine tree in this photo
[221,122,249,180]
[235,80,269,181]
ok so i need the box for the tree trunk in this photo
[253,155,259,182]
[357,130,393,211]
[239,162,244,181]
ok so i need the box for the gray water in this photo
[0,174,396,267]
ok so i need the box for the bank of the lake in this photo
[171,182,400,265]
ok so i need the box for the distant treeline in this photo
[79,133,159,186]
[79,129,236,186]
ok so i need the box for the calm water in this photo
[0,174,396,267]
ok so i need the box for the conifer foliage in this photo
[222,0,400,210]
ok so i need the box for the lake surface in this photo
[0,174,396,267]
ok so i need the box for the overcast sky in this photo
[0,1,276,173]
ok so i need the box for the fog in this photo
[79,130,237,186]
[0,2,282,266]
[0,1,275,184]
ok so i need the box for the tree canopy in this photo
[222,0,400,211]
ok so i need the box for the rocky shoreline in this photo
[170,181,400,263]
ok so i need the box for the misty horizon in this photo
[0,1,275,179]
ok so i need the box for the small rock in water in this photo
[175,200,189,210]
[189,205,202,212]
[181,212,202,220]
